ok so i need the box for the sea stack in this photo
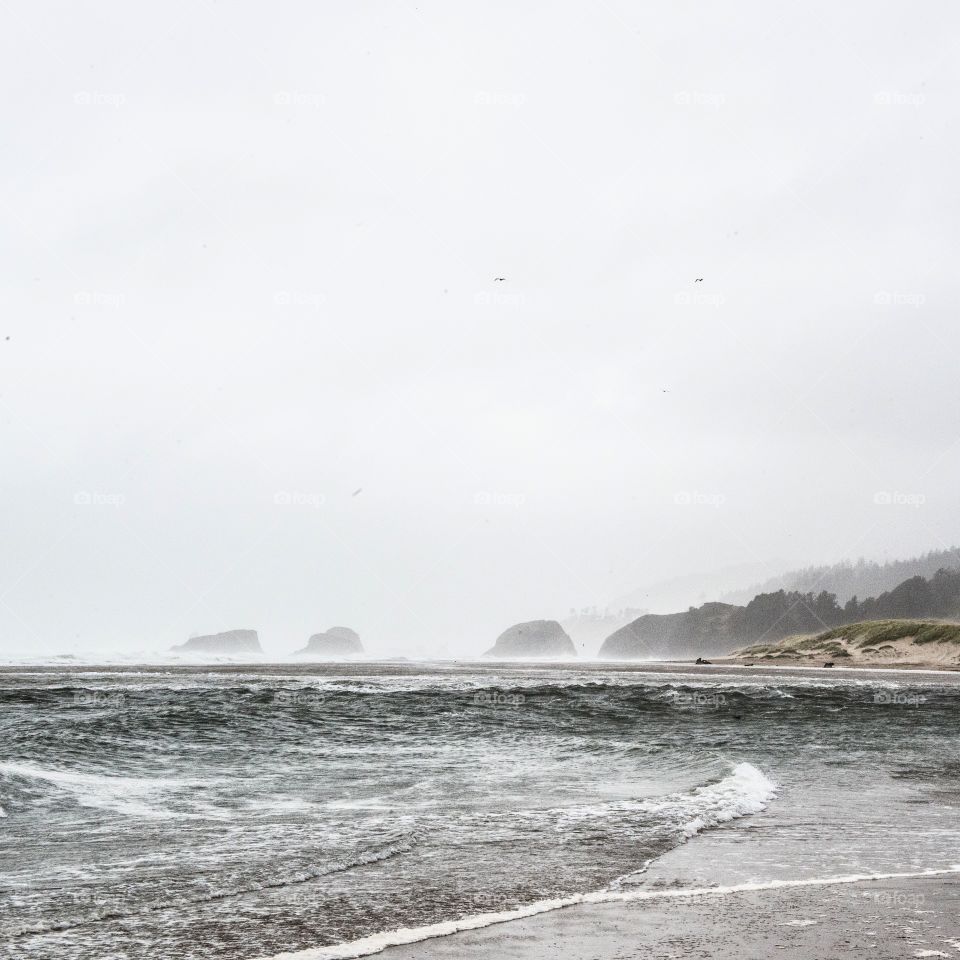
[295,627,364,657]
[171,629,262,654]
[484,620,576,658]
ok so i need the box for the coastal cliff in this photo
[598,603,738,659]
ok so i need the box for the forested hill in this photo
[721,548,960,606]
[599,568,960,659]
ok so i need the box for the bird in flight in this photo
[352,488,363,497]
[493,277,506,282]
[694,278,703,282]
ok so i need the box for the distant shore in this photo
[716,655,960,672]
[723,619,960,671]
[2,657,960,675]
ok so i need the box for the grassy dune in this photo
[734,619,960,667]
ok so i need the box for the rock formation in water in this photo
[295,626,364,657]
[483,620,576,658]
[171,629,262,654]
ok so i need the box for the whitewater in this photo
[2,662,959,960]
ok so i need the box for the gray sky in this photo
[2,1,959,658]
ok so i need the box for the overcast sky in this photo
[2,1,959,658]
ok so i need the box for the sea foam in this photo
[260,865,960,960]
[260,761,782,960]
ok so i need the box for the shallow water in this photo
[1,662,958,959]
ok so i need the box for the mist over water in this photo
[3,1,960,660]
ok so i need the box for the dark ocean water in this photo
[1,661,958,960]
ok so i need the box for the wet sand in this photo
[716,655,960,672]
[678,657,960,675]
[376,875,960,960]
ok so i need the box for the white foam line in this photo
[260,865,960,960]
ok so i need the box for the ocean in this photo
[1,661,958,959]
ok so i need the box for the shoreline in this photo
[713,655,960,673]
[263,870,960,960]
[2,658,959,676]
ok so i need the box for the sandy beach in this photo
[715,655,960,672]
[371,874,960,960]
[267,792,960,960]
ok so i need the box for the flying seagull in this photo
[493,277,506,282]
[694,278,703,282]
[352,488,363,497]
